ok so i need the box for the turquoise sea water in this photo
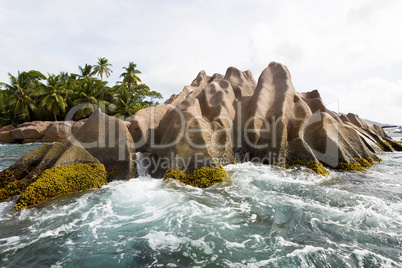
[0,143,401,267]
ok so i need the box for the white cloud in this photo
[320,78,402,125]
[0,0,401,124]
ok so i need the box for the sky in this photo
[0,0,401,125]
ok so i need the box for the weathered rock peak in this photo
[129,62,396,177]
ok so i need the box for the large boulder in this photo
[70,109,136,181]
[0,109,137,208]
[10,121,51,141]
[1,141,101,186]
[0,131,15,143]
[130,62,396,177]
[0,125,15,133]
[42,121,75,142]
[0,119,87,144]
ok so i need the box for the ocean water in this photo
[0,143,401,268]
[389,133,402,141]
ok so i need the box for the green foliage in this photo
[78,64,95,78]
[0,70,44,124]
[93,57,113,80]
[33,73,72,121]
[0,58,163,125]
[13,163,107,210]
[119,62,141,89]
[164,167,227,188]
[286,159,328,176]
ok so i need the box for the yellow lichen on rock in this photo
[0,180,27,200]
[337,155,379,172]
[337,161,366,172]
[354,155,374,168]
[377,141,402,151]
[163,169,186,181]
[13,163,107,211]
[0,169,16,189]
[163,167,227,188]
[286,159,328,176]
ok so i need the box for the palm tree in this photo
[35,74,72,121]
[0,91,11,126]
[120,62,142,89]
[110,88,140,117]
[72,77,109,119]
[78,64,95,78]
[58,72,77,107]
[0,70,45,123]
[93,57,113,80]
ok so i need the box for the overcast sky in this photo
[0,0,401,125]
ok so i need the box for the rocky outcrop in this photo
[0,125,15,132]
[0,120,87,144]
[0,109,136,208]
[9,121,51,141]
[41,121,74,142]
[71,109,136,181]
[130,62,396,177]
[0,61,399,209]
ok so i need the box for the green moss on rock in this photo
[164,167,227,188]
[354,155,374,167]
[391,141,402,151]
[13,163,107,210]
[337,161,365,172]
[164,169,186,181]
[377,141,402,151]
[337,155,379,172]
[286,159,328,176]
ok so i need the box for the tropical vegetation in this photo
[0,58,162,126]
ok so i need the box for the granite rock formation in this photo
[70,109,136,182]
[0,120,87,143]
[130,62,397,177]
[1,61,400,209]
[0,109,136,207]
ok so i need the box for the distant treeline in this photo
[0,58,162,127]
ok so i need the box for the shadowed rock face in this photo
[71,109,136,182]
[129,62,395,177]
